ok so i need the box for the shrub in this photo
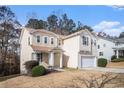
[111,55,116,60]
[24,60,39,74]
[32,65,46,77]
[119,56,124,58]
[98,58,107,67]
[111,58,124,62]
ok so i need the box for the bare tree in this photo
[72,72,118,88]
[0,6,21,76]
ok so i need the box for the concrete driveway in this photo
[81,67,124,73]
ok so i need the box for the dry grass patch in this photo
[0,70,123,88]
[107,62,124,68]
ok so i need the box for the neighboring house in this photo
[20,28,97,74]
[97,36,124,61]
[113,38,124,58]
[97,37,115,61]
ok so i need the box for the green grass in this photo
[111,58,124,62]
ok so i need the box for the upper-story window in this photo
[98,45,100,49]
[28,37,30,45]
[82,36,89,46]
[50,37,54,45]
[115,42,119,46]
[36,35,40,43]
[103,44,106,47]
[94,40,96,46]
[44,36,48,44]
[59,40,61,46]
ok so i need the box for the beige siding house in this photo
[63,30,97,68]
[20,28,63,74]
[20,28,98,74]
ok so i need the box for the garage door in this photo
[81,56,96,68]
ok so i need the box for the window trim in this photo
[98,45,100,49]
[32,53,36,60]
[36,35,41,43]
[44,36,48,44]
[103,44,106,47]
[94,40,96,46]
[58,39,61,46]
[50,37,54,45]
[28,37,30,45]
[82,36,89,46]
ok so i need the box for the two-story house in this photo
[20,28,98,74]
[112,38,124,59]
[20,28,64,74]
[97,37,124,61]
[97,37,115,61]
[62,30,97,68]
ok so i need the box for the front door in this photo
[36,53,42,64]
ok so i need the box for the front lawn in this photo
[0,70,123,88]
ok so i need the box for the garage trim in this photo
[78,55,97,68]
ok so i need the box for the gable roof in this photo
[20,27,97,42]
[63,29,96,40]
[19,27,25,43]
[97,36,115,43]
[26,28,59,37]
[115,38,124,43]
[19,27,61,43]
[97,36,124,44]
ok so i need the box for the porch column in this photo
[94,57,97,67]
[116,50,119,58]
[49,52,54,66]
[60,52,63,68]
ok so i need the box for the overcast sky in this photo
[9,5,124,36]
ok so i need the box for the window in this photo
[36,53,42,62]
[99,52,103,56]
[103,44,106,47]
[94,40,96,46]
[51,38,54,45]
[36,35,40,43]
[32,53,36,60]
[115,43,119,46]
[91,39,93,45]
[98,45,100,49]
[28,37,30,45]
[59,40,61,45]
[44,36,48,44]
[82,36,89,46]
[87,37,89,46]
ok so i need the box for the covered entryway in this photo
[81,56,96,68]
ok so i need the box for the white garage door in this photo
[81,56,95,68]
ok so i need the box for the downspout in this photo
[91,39,93,55]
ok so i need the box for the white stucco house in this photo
[97,37,115,61]
[20,28,124,74]
[97,36,124,61]
[20,28,98,74]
